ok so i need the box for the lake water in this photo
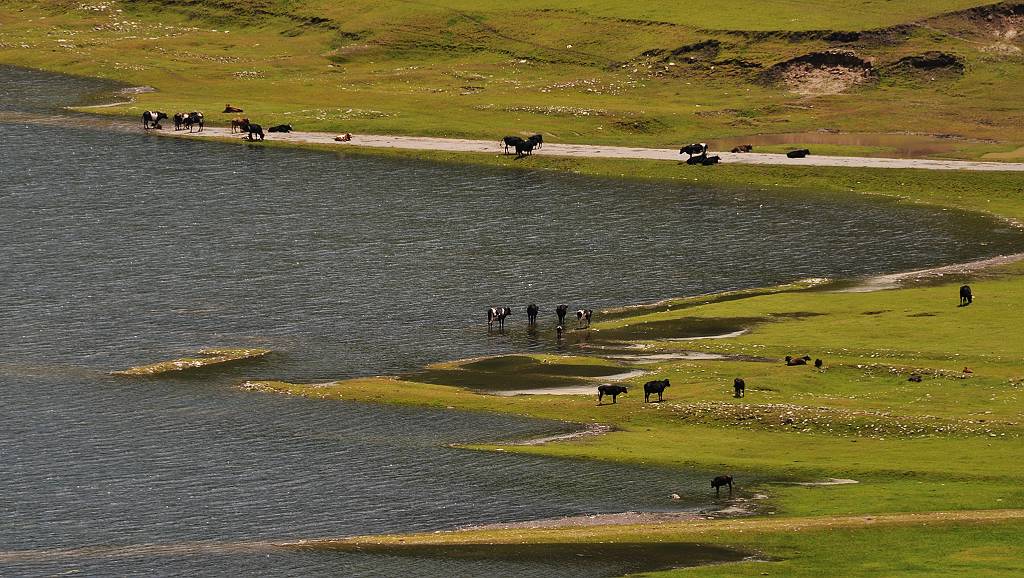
[2,65,1023,576]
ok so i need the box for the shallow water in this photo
[2,65,1023,575]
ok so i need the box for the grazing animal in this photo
[526,303,539,326]
[528,133,544,148]
[223,104,244,113]
[515,136,542,157]
[141,110,167,130]
[814,358,823,369]
[245,123,265,141]
[230,117,250,133]
[734,377,745,398]
[598,384,628,404]
[268,124,293,133]
[785,355,811,366]
[502,136,525,154]
[556,304,569,326]
[184,111,204,133]
[173,112,187,131]
[679,143,707,158]
[487,306,512,330]
[786,148,811,158]
[576,309,593,328]
[959,285,973,306]
[731,144,753,153]
[701,155,721,165]
[908,373,923,382]
[643,379,671,403]
[712,475,733,497]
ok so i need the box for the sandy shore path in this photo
[158,127,1024,172]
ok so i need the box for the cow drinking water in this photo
[556,304,569,326]
[527,303,539,326]
[644,379,671,403]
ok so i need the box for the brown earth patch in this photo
[766,51,875,96]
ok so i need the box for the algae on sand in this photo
[111,348,271,376]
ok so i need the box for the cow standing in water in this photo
[712,475,733,496]
[556,304,569,326]
[576,309,593,328]
[526,304,539,326]
[487,306,511,330]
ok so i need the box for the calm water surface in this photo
[2,66,1023,575]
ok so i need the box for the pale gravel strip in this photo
[156,127,1024,172]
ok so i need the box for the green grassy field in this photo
[1,0,1022,158]
[4,0,1024,574]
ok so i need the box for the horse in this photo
[712,475,733,496]
[786,149,810,158]
[502,136,525,154]
[526,303,539,326]
[172,112,187,131]
[643,379,670,403]
[556,304,569,326]
[230,117,250,133]
[576,309,593,328]
[487,306,511,330]
[960,285,973,306]
[731,144,753,153]
[246,123,265,141]
[141,110,167,130]
[679,143,707,158]
[184,111,204,133]
[598,384,628,404]
[223,104,244,113]
[268,124,293,133]
[733,378,745,398]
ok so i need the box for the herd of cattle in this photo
[678,142,812,165]
[141,105,294,142]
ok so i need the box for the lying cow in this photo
[643,379,670,403]
[785,355,811,366]
[598,384,628,404]
[731,144,753,153]
[268,124,293,133]
[786,148,811,158]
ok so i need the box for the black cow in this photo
[701,155,721,165]
[960,285,973,306]
[679,143,707,158]
[487,306,511,330]
[528,133,544,149]
[515,135,543,157]
[576,309,593,328]
[556,304,569,326]
[502,136,525,154]
[908,373,923,382]
[184,111,204,133]
[814,358,823,369]
[733,378,745,398]
[598,384,628,404]
[785,355,811,366]
[712,475,733,496]
[527,303,539,326]
[786,149,810,158]
[246,123,265,141]
[141,110,167,130]
[644,379,670,403]
[172,112,186,131]
[268,124,293,133]
[731,144,753,153]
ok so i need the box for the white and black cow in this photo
[576,308,593,328]
[184,111,204,133]
[679,142,707,158]
[142,110,167,130]
[487,306,512,330]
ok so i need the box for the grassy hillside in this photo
[1,0,1022,158]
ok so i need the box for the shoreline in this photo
[151,125,1024,172]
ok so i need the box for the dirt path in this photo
[158,127,1024,172]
